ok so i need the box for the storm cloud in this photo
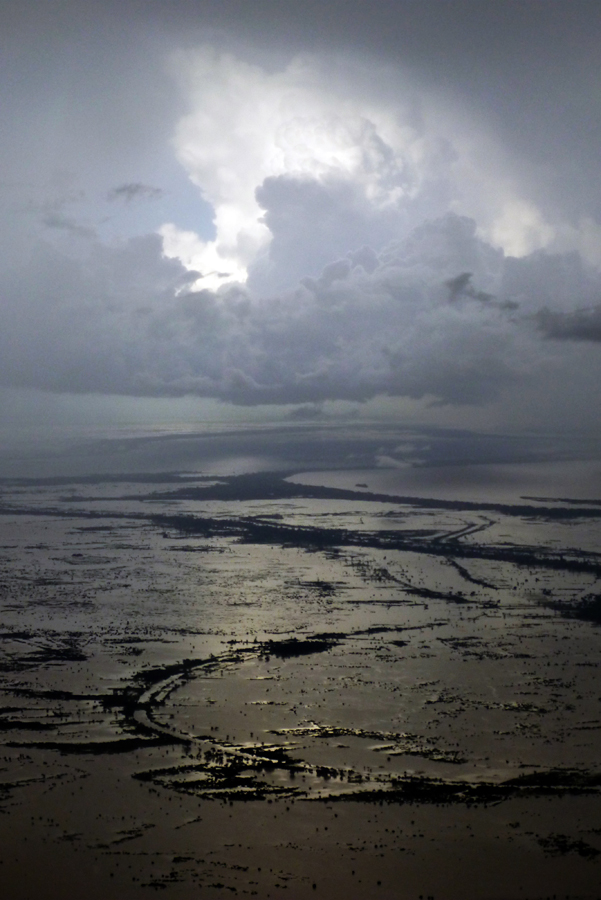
[537,305,601,343]
[1,1,601,434]
[1,212,599,412]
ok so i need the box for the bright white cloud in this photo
[163,49,450,287]
[488,199,556,258]
[161,47,569,290]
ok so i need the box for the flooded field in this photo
[2,467,601,898]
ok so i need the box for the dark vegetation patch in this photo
[135,761,601,806]
[7,736,173,754]
[0,717,58,732]
[260,637,340,659]
[269,724,465,764]
[503,769,601,792]
[133,760,300,801]
[538,833,601,859]
[541,593,601,624]
[446,558,497,589]
[10,687,104,702]
[0,638,88,673]
[524,495,601,508]
[167,545,223,553]
[296,579,342,595]
[151,509,601,577]
[402,585,475,604]
[330,768,601,806]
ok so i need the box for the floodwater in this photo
[2,464,601,898]
[288,458,601,504]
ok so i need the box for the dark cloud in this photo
[537,306,601,343]
[445,272,518,311]
[41,211,96,238]
[445,272,474,302]
[0,213,580,409]
[501,251,601,313]
[107,183,164,203]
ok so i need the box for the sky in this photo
[2,0,601,447]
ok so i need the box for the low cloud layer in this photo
[2,212,600,415]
